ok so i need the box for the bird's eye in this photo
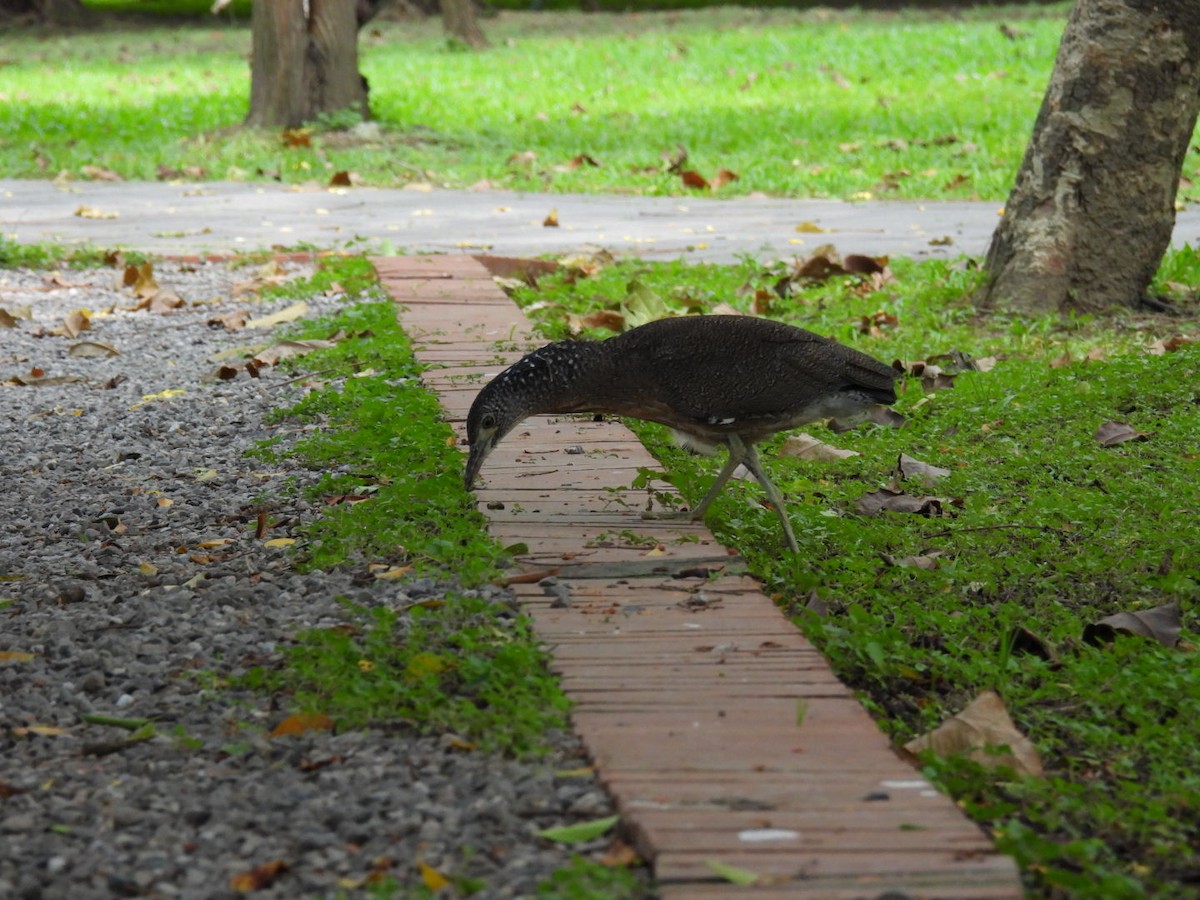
[481,413,496,430]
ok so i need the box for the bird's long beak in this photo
[464,437,493,489]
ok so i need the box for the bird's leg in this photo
[641,435,749,523]
[737,440,800,554]
[641,435,800,554]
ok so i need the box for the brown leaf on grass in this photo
[68,340,119,358]
[80,164,123,181]
[1095,421,1148,447]
[230,859,289,891]
[680,170,710,190]
[844,254,889,275]
[270,712,333,738]
[543,208,560,228]
[903,690,1043,777]
[856,488,954,518]
[711,168,739,189]
[507,150,537,168]
[1083,601,1181,649]
[565,153,601,170]
[1007,625,1058,663]
[895,453,951,485]
[859,309,898,336]
[579,310,626,333]
[281,127,312,147]
[778,433,860,461]
[1146,335,1196,355]
[881,550,944,570]
[1048,350,1074,369]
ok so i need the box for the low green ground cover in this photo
[5,5,1171,203]
[508,252,1200,894]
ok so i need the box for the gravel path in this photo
[0,261,624,899]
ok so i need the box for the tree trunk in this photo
[976,0,1200,315]
[245,0,368,130]
[441,0,489,50]
[0,0,91,24]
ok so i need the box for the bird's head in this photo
[464,340,595,488]
[464,388,521,488]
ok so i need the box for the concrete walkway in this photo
[6,178,1200,263]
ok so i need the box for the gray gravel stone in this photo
[0,261,640,898]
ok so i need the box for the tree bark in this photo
[245,0,369,130]
[441,0,489,51]
[977,0,1200,314]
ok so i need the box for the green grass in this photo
[508,252,1200,894]
[236,256,570,758]
[12,5,1199,204]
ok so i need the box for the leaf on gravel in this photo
[245,301,308,329]
[779,432,860,461]
[543,207,560,227]
[0,650,35,664]
[1094,421,1148,447]
[123,262,158,297]
[68,340,120,358]
[418,861,451,891]
[208,311,248,331]
[5,370,87,387]
[856,488,954,518]
[537,814,619,844]
[269,712,334,738]
[130,388,185,409]
[57,308,92,338]
[0,305,32,327]
[250,339,336,366]
[1083,601,1181,649]
[14,724,70,737]
[903,690,1043,777]
[230,859,289,891]
[705,858,760,885]
[262,537,296,548]
[895,453,951,485]
[74,205,118,219]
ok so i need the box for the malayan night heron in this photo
[463,315,897,553]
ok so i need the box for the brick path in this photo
[377,254,1022,898]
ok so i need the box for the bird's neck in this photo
[513,339,621,417]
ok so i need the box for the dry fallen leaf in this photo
[1083,601,1181,649]
[1094,421,1148,447]
[245,301,309,330]
[680,169,710,190]
[270,712,334,738]
[904,690,1043,777]
[230,859,289,891]
[856,488,953,518]
[68,341,120,358]
[779,433,860,461]
[896,453,951,485]
[1146,335,1195,355]
[543,208,560,228]
[74,205,118,220]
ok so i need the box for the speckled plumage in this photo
[464,315,898,552]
